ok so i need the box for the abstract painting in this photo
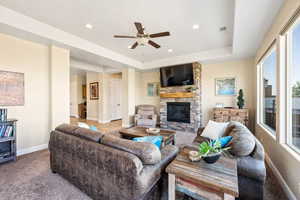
[90,82,99,100]
[215,77,236,96]
[0,70,24,106]
[147,82,159,97]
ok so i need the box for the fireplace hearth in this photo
[167,102,190,123]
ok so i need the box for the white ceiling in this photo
[0,0,284,70]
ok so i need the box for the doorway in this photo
[110,79,122,120]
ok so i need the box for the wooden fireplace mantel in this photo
[160,92,195,98]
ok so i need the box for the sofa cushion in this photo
[101,134,161,165]
[133,136,163,149]
[74,127,104,142]
[55,123,79,135]
[228,122,256,156]
[201,120,229,140]
[55,124,104,143]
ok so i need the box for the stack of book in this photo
[0,125,13,137]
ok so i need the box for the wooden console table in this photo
[213,108,249,127]
[166,147,238,200]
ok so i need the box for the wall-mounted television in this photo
[160,63,194,87]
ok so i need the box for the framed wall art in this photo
[0,70,24,106]
[90,82,99,100]
[215,77,236,96]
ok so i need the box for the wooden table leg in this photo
[168,173,176,200]
[224,193,235,200]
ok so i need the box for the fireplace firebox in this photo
[167,102,190,123]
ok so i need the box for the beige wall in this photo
[255,0,300,199]
[136,70,160,112]
[0,33,70,154]
[70,75,79,117]
[122,68,136,127]
[201,58,255,130]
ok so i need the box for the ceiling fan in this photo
[114,22,170,49]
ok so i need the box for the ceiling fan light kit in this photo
[114,22,170,49]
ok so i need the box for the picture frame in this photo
[0,70,25,106]
[90,82,99,100]
[215,77,236,96]
[147,82,159,97]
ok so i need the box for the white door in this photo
[110,79,122,120]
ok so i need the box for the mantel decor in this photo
[89,82,99,100]
[0,70,24,106]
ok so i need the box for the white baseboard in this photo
[265,153,297,200]
[98,120,111,124]
[70,114,79,118]
[17,143,48,156]
[86,117,98,121]
[122,123,134,128]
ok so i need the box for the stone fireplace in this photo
[160,63,202,132]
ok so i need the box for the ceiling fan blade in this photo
[149,32,170,38]
[148,40,161,48]
[130,42,139,49]
[114,35,136,38]
[134,22,144,34]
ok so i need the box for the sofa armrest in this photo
[136,145,179,196]
[237,156,266,183]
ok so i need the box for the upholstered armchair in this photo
[134,105,157,128]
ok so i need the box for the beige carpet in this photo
[0,129,288,200]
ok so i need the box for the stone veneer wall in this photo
[160,63,202,132]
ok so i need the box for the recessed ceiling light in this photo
[168,49,173,53]
[85,24,93,29]
[192,24,199,30]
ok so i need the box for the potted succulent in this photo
[198,140,230,164]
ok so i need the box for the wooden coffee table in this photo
[119,126,176,147]
[166,147,238,200]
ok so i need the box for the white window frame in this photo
[257,45,277,139]
[285,17,300,154]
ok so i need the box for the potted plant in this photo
[237,89,245,109]
[198,140,230,164]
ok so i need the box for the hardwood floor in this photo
[70,117,122,134]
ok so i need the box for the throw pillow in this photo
[228,121,256,156]
[213,136,233,148]
[133,136,163,149]
[201,120,229,140]
[77,122,90,129]
[90,125,98,131]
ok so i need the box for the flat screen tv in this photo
[160,63,194,87]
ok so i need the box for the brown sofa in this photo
[193,122,266,200]
[49,124,178,200]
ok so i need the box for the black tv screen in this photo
[160,63,194,87]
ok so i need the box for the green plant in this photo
[198,140,230,157]
[237,89,245,109]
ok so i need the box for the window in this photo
[288,21,300,151]
[260,48,277,134]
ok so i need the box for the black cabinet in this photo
[0,119,17,164]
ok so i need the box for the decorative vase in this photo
[202,152,221,164]
[0,108,7,122]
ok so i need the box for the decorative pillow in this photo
[213,136,233,148]
[90,125,98,131]
[78,122,90,129]
[201,120,229,140]
[101,134,161,165]
[133,136,163,149]
[228,121,256,156]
